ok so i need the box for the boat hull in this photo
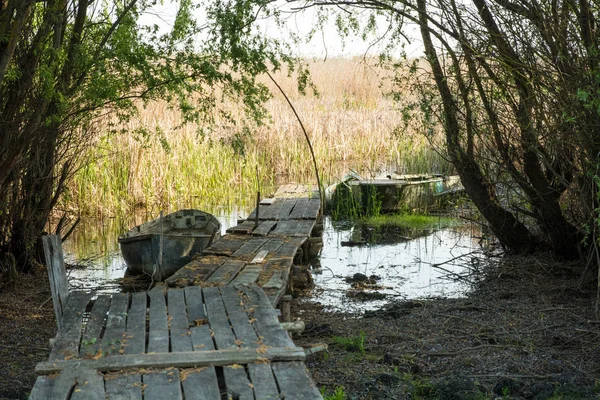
[119,209,220,281]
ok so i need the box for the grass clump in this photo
[332,331,366,354]
[361,213,458,230]
[321,386,347,400]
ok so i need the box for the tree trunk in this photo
[417,0,537,253]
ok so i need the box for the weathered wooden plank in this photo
[190,324,215,352]
[168,289,193,352]
[223,365,254,400]
[262,266,291,306]
[278,198,299,219]
[165,255,226,287]
[203,235,247,256]
[291,220,317,237]
[270,220,294,237]
[272,361,323,399]
[274,184,299,197]
[183,286,215,352]
[271,219,315,238]
[230,265,262,286]
[183,286,206,325]
[180,367,220,400]
[30,376,55,400]
[147,290,169,354]
[42,235,69,330]
[104,373,142,400]
[275,237,307,258]
[251,220,277,236]
[70,368,105,400]
[49,291,93,361]
[202,287,237,349]
[205,260,245,284]
[260,238,285,253]
[264,287,285,307]
[240,286,295,348]
[143,370,183,400]
[36,347,306,374]
[123,292,147,355]
[289,197,309,219]
[303,198,321,219]
[232,237,270,258]
[259,198,286,220]
[79,295,111,358]
[250,249,269,264]
[262,268,288,291]
[220,286,259,348]
[227,220,256,234]
[260,198,276,205]
[248,198,279,220]
[46,368,77,400]
[248,363,280,399]
[101,293,129,357]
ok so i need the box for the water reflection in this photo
[313,217,485,312]
[61,209,486,311]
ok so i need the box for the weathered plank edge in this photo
[36,347,306,374]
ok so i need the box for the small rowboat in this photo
[119,209,221,281]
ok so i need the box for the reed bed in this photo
[66,58,451,219]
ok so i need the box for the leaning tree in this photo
[287,0,599,261]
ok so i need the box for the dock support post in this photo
[281,295,292,323]
[255,191,260,227]
[42,235,69,330]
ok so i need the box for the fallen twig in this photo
[38,297,52,309]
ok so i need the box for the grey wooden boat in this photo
[119,209,221,281]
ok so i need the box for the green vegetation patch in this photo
[321,386,347,400]
[332,331,366,354]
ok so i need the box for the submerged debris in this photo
[344,273,381,285]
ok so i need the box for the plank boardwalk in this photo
[32,286,321,399]
[165,184,322,305]
[32,185,323,399]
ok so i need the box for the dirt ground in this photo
[0,266,55,400]
[293,254,600,399]
[1,255,599,399]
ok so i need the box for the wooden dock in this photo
[31,184,323,399]
[165,184,322,305]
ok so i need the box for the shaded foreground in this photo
[0,267,55,399]
[294,255,600,399]
[1,255,600,399]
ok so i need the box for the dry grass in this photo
[65,58,450,218]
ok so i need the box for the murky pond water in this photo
[313,217,486,312]
[61,210,486,311]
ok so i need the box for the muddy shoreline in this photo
[1,254,599,399]
[293,254,600,399]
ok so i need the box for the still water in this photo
[62,211,486,312]
[313,218,485,312]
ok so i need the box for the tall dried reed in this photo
[66,58,451,218]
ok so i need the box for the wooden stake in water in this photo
[158,210,164,279]
[255,166,260,228]
[255,191,260,228]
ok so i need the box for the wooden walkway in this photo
[165,184,322,305]
[31,286,321,399]
[31,184,323,400]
